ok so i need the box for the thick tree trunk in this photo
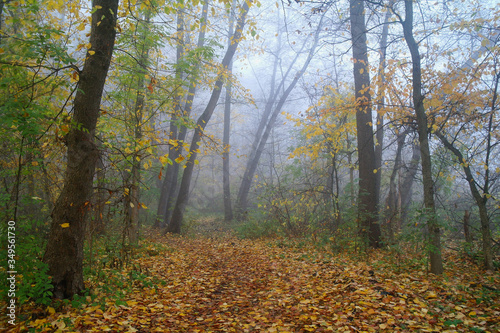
[43,0,119,298]
[167,0,252,233]
[402,0,443,274]
[350,0,381,248]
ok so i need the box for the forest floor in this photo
[7,218,500,332]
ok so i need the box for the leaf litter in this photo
[7,229,500,333]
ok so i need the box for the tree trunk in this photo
[235,11,325,218]
[125,9,152,244]
[347,134,355,206]
[222,85,234,221]
[399,140,420,226]
[350,0,381,248]
[93,145,106,235]
[223,0,237,222]
[435,131,494,270]
[155,0,210,228]
[43,0,119,299]
[463,210,472,244]
[167,0,252,233]
[374,0,393,210]
[384,131,406,243]
[402,0,443,274]
[127,84,144,244]
[153,9,185,229]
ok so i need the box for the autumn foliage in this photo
[1,0,500,331]
[0,218,496,332]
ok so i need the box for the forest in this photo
[0,0,499,331]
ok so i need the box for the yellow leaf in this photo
[175,155,184,163]
[425,291,437,299]
[469,311,477,317]
[88,50,95,55]
[159,155,172,165]
[51,319,66,330]
[77,22,86,31]
[140,203,148,209]
[130,202,135,208]
[47,306,55,315]
[60,223,70,228]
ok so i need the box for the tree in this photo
[399,0,443,274]
[431,7,499,271]
[235,8,326,218]
[222,0,238,222]
[43,0,119,298]
[124,9,153,245]
[167,0,253,233]
[0,0,78,223]
[373,0,395,210]
[349,0,381,248]
[286,87,357,232]
[155,0,210,229]
[433,40,499,271]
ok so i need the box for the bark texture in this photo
[43,0,119,298]
[350,0,381,248]
[402,0,443,274]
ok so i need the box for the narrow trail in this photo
[17,221,500,332]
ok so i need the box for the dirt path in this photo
[18,229,500,332]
